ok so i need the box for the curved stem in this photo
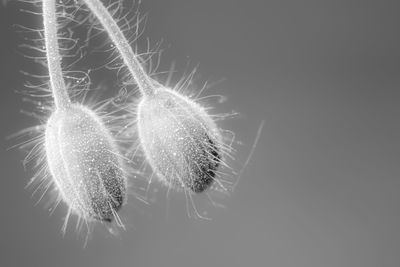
[83,0,155,97]
[43,0,71,110]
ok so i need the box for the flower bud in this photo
[137,88,222,193]
[45,104,126,222]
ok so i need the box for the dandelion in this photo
[82,0,227,194]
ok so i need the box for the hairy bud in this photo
[45,104,126,222]
[137,88,222,193]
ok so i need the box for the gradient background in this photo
[1,0,400,266]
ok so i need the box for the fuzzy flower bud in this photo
[45,104,126,222]
[137,88,222,193]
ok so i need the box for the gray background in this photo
[1,0,400,266]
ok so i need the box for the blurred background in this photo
[1,0,400,266]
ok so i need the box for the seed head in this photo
[137,88,222,193]
[45,104,126,222]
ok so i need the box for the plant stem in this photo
[43,0,71,110]
[83,0,155,97]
